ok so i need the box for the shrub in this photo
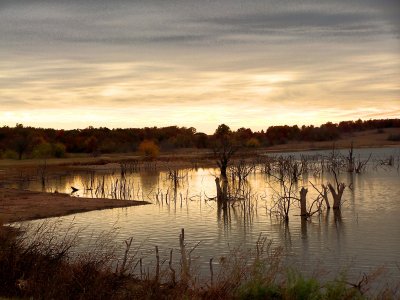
[246,137,261,148]
[237,280,281,300]
[1,149,18,159]
[31,142,52,158]
[285,271,321,300]
[138,140,159,160]
[31,142,66,158]
[324,277,364,300]
[52,143,66,158]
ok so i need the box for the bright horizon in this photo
[1,1,399,134]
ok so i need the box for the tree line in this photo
[0,119,399,159]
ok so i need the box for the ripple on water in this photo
[16,147,400,282]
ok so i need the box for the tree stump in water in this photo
[328,182,346,209]
[300,187,308,217]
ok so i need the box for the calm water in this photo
[11,147,400,284]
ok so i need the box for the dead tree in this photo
[214,140,237,180]
[268,172,299,222]
[354,154,371,173]
[167,167,187,191]
[213,136,238,206]
[298,186,323,218]
[346,142,355,172]
[229,159,254,185]
[327,170,346,209]
[309,181,330,209]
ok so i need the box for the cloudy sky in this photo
[0,0,399,133]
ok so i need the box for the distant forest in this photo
[0,119,399,159]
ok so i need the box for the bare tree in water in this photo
[213,124,238,205]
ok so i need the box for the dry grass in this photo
[0,222,398,300]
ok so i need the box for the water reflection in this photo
[8,147,400,282]
[141,170,161,192]
[301,217,307,240]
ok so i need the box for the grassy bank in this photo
[0,223,397,300]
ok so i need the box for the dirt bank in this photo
[0,188,149,224]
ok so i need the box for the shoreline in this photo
[0,129,399,170]
[0,188,149,224]
[0,139,399,185]
[0,132,398,223]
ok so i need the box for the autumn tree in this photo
[138,140,159,160]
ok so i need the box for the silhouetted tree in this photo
[213,124,237,179]
[13,124,31,160]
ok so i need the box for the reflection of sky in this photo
[1,0,399,132]
[18,159,400,285]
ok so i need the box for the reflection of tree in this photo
[301,217,308,240]
[333,209,343,228]
[347,172,356,215]
[216,189,257,236]
[277,220,292,252]
[140,170,161,193]
[217,203,231,230]
[333,209,344,250]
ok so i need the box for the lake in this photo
[10,147,400,286]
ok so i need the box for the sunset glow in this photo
[1,0,399,132]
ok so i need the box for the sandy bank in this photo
[0,188,149,224]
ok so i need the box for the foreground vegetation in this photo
[0,222,398,300]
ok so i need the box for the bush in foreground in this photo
[0,223,397,299]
